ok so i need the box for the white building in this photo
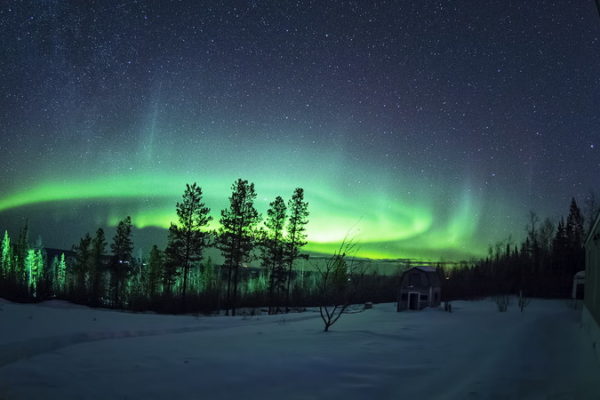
[583,212,600,360]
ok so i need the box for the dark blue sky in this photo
[0,0,598,260]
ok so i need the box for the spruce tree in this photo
[566,198,585,274]
[165,183,212,309]
[525,211,540,274]
[260,196,287,313]
[566,198,585,248]
[73,233,92,299]
[25,248,44,297]
[202,257,217,292]
[584,190,600,235]
[54,253,67,295]
[552,218,568,273]
[284,188,309,312]
[147,245,163,298]
[0,231,12,282]
[216,179,260,316]
[109,216,134,307]
[163,233,180,297]
[89,228,107,305]
[14,222,29,287]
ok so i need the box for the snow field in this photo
[0,298,598,399]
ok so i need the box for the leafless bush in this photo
[518,290,531,312]
[444,300,452,313]
[317,240,368,332]
[495,295,510,312]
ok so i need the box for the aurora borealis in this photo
[0,1,598,261]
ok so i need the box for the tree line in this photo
[441,196,599,300]
[0,179,316,314]
[2,184,596,313]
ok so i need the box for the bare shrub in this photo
[518,290,531,312]
[495,295,510,312]
[317,240,367,332]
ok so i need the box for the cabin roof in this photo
[401,266,442,287]
[413,266,437,273]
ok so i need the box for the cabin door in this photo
[408,292,419,310]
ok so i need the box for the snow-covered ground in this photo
[0,298,598,399]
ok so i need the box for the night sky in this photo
[0,1,598,261]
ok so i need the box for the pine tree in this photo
[552,218,568,273]
[284,188,309,312]
[109,216,134,307]
[73,233,92,299]
[165,183,212,309]
[525,211,540,274]
[260,196,287,313]
[89,228,107,305]
[566,198,585,274]
[14,222,29,287]
[584,190,600,235]
[54,253,67,295]
[538,218,555,258]
[216,179,260,316]
[147,245,163,298]
[202,257,217,292]
[162,232,180,297]
[25,248,44,297]
[0,231,12,282]
[566,198,585,249]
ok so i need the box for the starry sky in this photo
[0,0,598,261]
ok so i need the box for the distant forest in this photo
[0,181,598,314]
[443,196,598,300]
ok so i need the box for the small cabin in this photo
[397,266,442,311]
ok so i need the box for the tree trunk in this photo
[232,263,239,316]
[225,264,232,316]
[182,263,189,311]
[268,262,275,314]
[285,261,293,312]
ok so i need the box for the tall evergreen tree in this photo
[525,211,540,274]
[54,253,67,295]
[162,232,180,297]
[14,221,29,286]
[73,233,92,298]
[202,257,218,292]
[566,198,585,248]
[147,245,163,298]
[89,228,107,305]
[552,218,568,273]
[584,190,600,235]
[538,218,555,256]
[537,218,555,272]
[216,179,260,316]
[25,248,44,297]
[165,183,212,308]
[284,188,309,312]
[260,196,287,313]
[566,198,585,274]
[109,216,134,307]
[0,231,12,282]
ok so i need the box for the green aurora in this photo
[0,1,598,265]
[0,170,493,261]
